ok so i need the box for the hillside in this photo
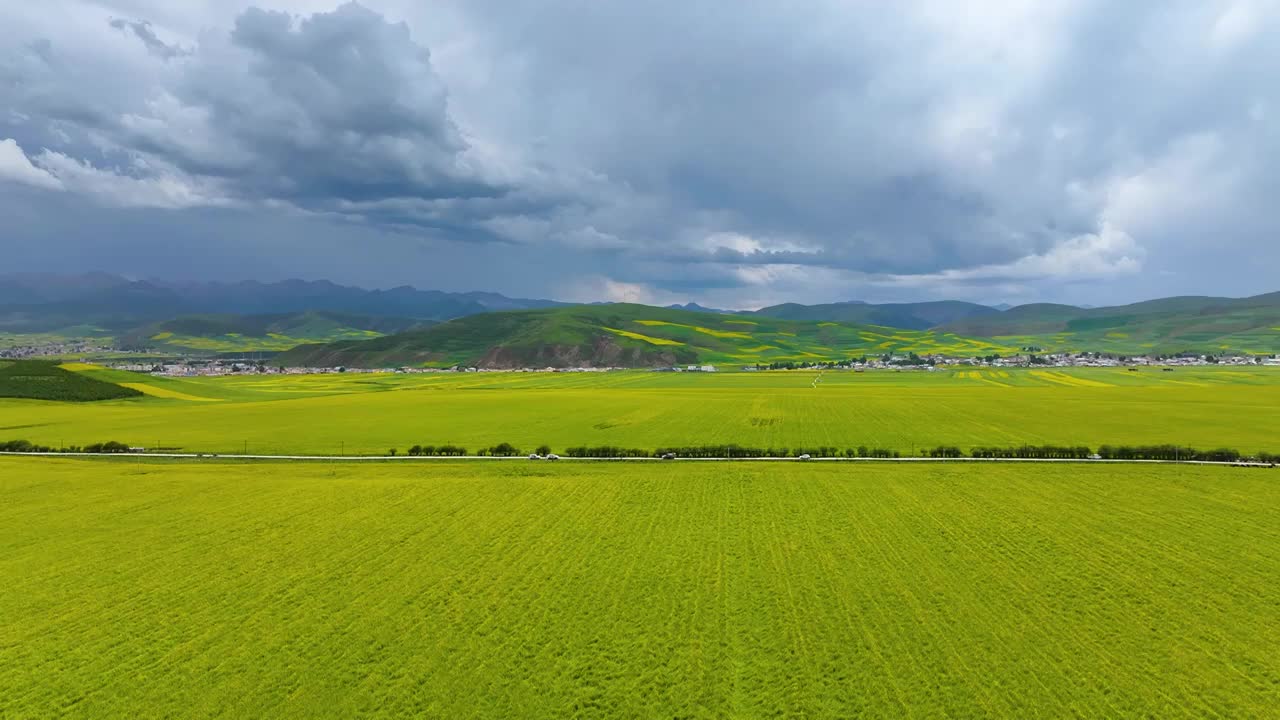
[940,303,1089,336]
[941,293,1280,354]
[117,311,433,354]
[0,360,142,401]
[753,300,999,329]
[276,304,1012,368]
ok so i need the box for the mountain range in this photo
[0,273,564,333]
[276,292,1280,367]
[3,273,1279,361]
[276,304,1005,369]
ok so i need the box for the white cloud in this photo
[885,221,1144,286]
[564,277,657,305]
[1101,133,1237,235]
[1211,0,1273,50]
[700,232,816,256]
[999,222,1144,278]
[0,138,63,190]
[32,149,231,209]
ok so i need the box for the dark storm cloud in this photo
[2,1,1280,306]
[4,3,512,225]
[139,3,509,214]
[209,5,501,203]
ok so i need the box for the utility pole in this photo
[243,440,248,455]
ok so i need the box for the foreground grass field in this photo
[1,458,1276,717]
[2,366,1278,456]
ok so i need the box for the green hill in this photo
[753,300,998,330]
[118,311,432,354]
[940,303,1089,336]
[0,360,142,401]
[276,304,1014,368]
[941,293,1280,354]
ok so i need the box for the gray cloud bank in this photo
[2,0,1278,308]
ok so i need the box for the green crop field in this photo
[1,457,1277,717]
[0,330,112,349]
[993,328,1280,357]
[1,364,1277,457]
[136,330,379,353]
[0,360,142,402]
[119,311,425,354]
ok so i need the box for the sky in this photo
[2,1,1278,309]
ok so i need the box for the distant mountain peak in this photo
[666,302,727,313]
